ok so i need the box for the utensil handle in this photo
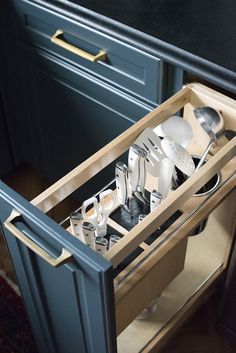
[158,158,175,199]
[51,29,106,62]
[196,140,214,171]
[4,210,72,267]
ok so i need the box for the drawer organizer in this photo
[29,83,236,352]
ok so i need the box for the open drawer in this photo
[1,83,236,353]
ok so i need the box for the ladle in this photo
[194,107,224,171]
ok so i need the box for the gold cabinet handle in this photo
[51,29,106,62]
[4,209,72,267]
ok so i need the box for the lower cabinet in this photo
[12,41,153,190]
[0,83,236,353]
[0,88,14,176]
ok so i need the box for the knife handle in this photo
[109,234,121,249]
[115,162,129,205]
[137,151,147,193]
[82,222,96,249]
[128,144,147,192]
[150,190,163,212]
[70,211,85,243]
[95,237,108,255]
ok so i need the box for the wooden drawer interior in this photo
[31,83,236,349]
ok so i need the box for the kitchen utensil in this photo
[161,137,195,176]
[194,107,225,171]
[81,189,115,237]
[95,237,108,255]
[150,190,163,212]
[134,127,166,177]
[109,234,121,249]
[82,222,96,249]
[97,189,116,236]
[154,115,193,148]
[69,211,85,242]
[128,144,147,203]
[158,158,175,200]
[115,162,129,210]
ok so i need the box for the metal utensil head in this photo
[134,127,166,177]
[193,107,224,141]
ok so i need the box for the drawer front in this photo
[15,40,152,188]
[13,0,164,104]
[0,181,117,353]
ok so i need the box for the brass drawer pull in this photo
[4,209,72,267]
[51,29,106,62]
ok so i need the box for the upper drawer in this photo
[13,0,164,104]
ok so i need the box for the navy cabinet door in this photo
[15,41,153,185]
[0,90,14,176]
[0,181,116,353]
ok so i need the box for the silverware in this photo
[82,222,96,249]
[95,237,108,255]
[150,190,163,212]
[115,162,129,210]
[194,107,225,171]
[128,144,147,204]
[108,234,121,249]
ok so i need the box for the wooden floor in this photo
[0,164,235,353]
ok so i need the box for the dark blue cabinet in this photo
[0,180,116,353]
[0,86,14,176]
[14,40,153,187]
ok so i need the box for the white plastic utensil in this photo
[161,137,195,176]
[158,158,175,200]
[81,196,99,229]
[154,116,193,148]
[81,189,115,237]
[134,128,166,177]
[97,189,116,236]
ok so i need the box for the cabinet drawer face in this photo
[17,40,152,186]
[14,0,164,104]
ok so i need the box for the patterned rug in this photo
[0,273,37,353]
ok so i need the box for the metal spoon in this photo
[194,107,224,171]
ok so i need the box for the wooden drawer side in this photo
[115,237,188,335]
